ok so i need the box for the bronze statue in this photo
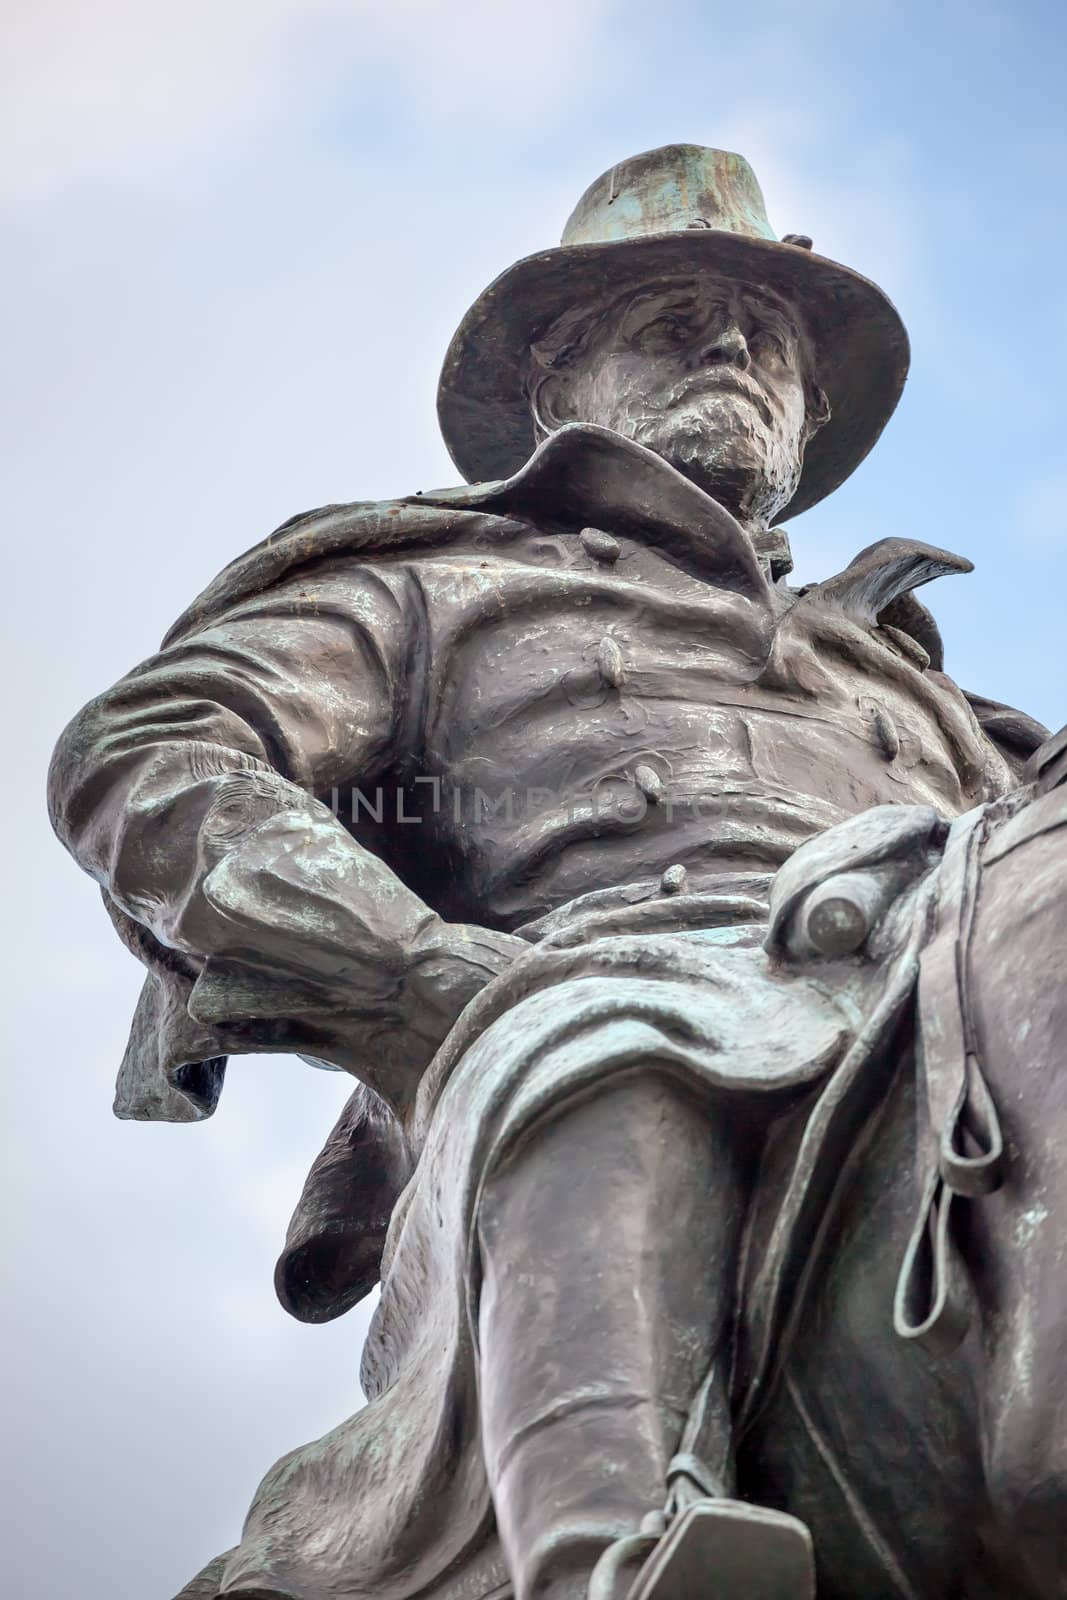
[48,145,1066,1599]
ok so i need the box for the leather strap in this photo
[894,807,1004,1353]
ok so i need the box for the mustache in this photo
[654,368,776,428]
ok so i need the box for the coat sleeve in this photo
[48,561,423,946]
[47,561,466,1106]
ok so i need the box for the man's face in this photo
[534,275,826,526]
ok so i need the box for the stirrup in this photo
[588,1498,815,1600]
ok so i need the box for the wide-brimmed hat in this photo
[437,144,909,521]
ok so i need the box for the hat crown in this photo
[562,144,778,250]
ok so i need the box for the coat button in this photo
[597,635,625,688]
[581,527,622,563]
[635,763,665,804]
[660,863,688,895]
[872,704,900,761]
[880,623,930,672]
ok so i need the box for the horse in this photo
[737,775,1067,1598]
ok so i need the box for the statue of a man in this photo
[49,147,1066,1600]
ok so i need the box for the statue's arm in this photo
[48,566,522,1094]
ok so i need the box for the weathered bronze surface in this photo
[49,144,1065,1599]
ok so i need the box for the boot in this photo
[476,1073,756,1600]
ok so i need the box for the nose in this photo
[700,320,751,371]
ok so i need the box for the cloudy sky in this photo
[3,2,1065,1595]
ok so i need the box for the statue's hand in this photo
[193,808,525,1016]
[182,805,529,1107]
[406,921,528,1048]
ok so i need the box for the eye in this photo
[630,314,693,353]
[749,328,788,362]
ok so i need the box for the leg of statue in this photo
[476,1072,750,1600]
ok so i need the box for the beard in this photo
[603,388,805,527]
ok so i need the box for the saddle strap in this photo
[893,806,1005,1354]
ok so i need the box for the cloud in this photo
[3,0,323,194]
[0,0,619,199]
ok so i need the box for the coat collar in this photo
[412,423,772,600]
[165,423,968,669]
[166,425,777,643]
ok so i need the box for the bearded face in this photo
[531,276,829,528]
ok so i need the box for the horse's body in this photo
[744,780,1067,1599]
[744,1057,1002,1598]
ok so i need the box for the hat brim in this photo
[437,230,909,522]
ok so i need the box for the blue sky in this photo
[3,3,1065,1596]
